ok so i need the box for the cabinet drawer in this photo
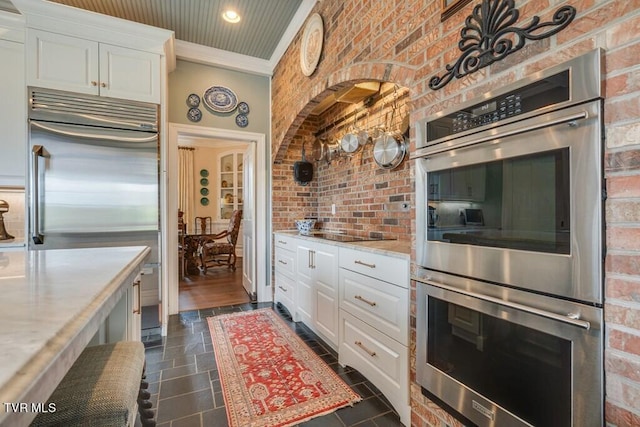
[339,310,409,424]
[340,269,408,345]
[274,234,298,250]
[274,272,295,316]
[275,247,295,277]
[339,247,408,287]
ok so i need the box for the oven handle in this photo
[413,110,589,158]
[421,278,591,330]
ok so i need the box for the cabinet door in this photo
[296,244,314,326]
[0,38,26,186]
[27,29,99,95]
[100,43,160,103]
[313,244,338,346]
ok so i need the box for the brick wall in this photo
[272,83,412,238]
[271,0,640,425]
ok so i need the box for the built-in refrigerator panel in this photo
[27,87,160,266]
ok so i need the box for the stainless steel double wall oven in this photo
[412,49,605,427]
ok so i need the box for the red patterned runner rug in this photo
[207,308,361,427]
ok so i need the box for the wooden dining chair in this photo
[198,210,242,272]
[194,216,212,234]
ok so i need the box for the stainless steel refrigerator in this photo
[27,87,161,306]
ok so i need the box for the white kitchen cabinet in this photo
[338,247,410,426]
[296,239,339,349]
[274,235,296,317]
[91,271,143,344]
[0,15,26,187]
[27,29,160,104]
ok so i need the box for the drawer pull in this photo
[354,340,376,357]
[278,240,287,245]
[355,260,376,269]
[354,295,377,307]
[278,260,288,265]
[278,286,287,292]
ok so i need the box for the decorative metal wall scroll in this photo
[429,0,576,90]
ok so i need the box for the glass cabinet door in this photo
[219,151,244,220]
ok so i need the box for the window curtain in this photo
[178,146,195,234]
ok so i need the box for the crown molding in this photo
[175,39,273,76]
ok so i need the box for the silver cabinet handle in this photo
[132,279,141,315]
[354,295,377,306]
[30,145,47,244]
[355,260,376,269]
[278,240,287,245]
[278,260,288,265]
[354,340,376,357]
[278,286,287,292]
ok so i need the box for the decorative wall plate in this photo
[235,114,249,128]
[187,107,202,122]
[300,13,324,76]
[237,101,250,114]
[203,86,238,113]
[186,93,201,107]
[200,188,209,196]
[200,178,209,186]
[200,169,209,177]
[201,197,209,206]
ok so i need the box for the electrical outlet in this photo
[331,203,336,215]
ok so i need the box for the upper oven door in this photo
[415,100,603,304]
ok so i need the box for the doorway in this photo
[164,123,271,333]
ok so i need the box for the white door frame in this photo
[163,123,271,333]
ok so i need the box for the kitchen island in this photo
[0,246,150,427]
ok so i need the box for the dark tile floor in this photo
[140,302,404,427]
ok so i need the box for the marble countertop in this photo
[274,230,411,259]
[0,246,150,427]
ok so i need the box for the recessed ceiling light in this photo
[222,9,241,23]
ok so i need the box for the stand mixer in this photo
[0,200,14,240]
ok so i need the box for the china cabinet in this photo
[218,150,244,221]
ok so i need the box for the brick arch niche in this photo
[271,62,417,238]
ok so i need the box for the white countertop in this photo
[274,230,411,258]
[0,246,150,427]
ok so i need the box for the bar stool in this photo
[31,341,155,426]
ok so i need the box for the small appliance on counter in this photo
[0,200,15,241]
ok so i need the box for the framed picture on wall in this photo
[441,0,473,21]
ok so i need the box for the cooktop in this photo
[306,232,396,243]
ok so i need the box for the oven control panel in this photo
[426,69,570,142]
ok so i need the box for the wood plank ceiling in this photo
[2,0,304,60]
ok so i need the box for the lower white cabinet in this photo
[272,232,410,425]
[274,236,296,316]
[339,248,410,426]
[296,240,338,348]
[90,271,142,345]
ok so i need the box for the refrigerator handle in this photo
[30,145,47,244]
[30,121,158,143]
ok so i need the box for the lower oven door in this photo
[416,276,603,427]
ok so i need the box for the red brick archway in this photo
[272,61,417,164]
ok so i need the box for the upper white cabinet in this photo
[0,21,26,187]
[27,29,161,104]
